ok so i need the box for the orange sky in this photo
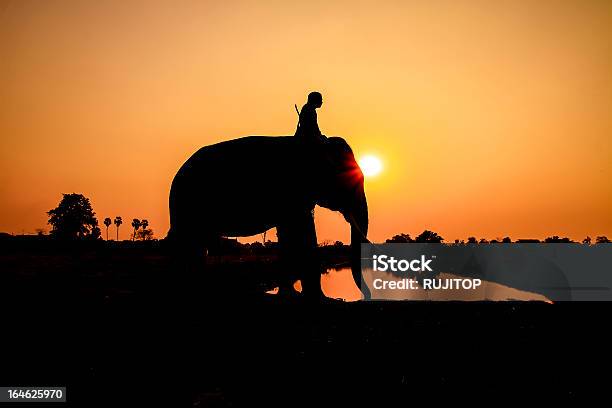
[1,0,611,243]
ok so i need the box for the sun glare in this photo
[359,155,383,177]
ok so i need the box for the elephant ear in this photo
[325,136,353,156]
[322,137,355,167]
[324,137,363,183]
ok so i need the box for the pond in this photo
[270,267,551,302]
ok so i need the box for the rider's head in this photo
[307,91,323,108]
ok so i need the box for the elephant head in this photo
[312,137,371,299]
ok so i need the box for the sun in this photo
[359,155,383,177]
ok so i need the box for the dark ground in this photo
[0,242,609,406]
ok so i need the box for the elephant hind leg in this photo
[277,211,324,300]
[168,228,223,299]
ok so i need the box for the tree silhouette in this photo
[131,219,141,241]
[379,233,608,245]
[544,236,573,243]
[114,216,123,241]
[386,233,413,243]
[415,230,444,243]
[103,217,112,240]
[136,228,154,241]
[140,219,149,240]
[47,193,100,240]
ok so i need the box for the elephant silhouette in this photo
[168,135,370,300]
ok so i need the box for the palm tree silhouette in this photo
[114,216,123,241]
[140,219,149,241]
[131,218,141,241]
[103,217,112,240]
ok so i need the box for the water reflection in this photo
[268,267,550,302]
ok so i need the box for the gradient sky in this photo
[1,0,611,242]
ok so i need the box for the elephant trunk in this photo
[346,187,371,299]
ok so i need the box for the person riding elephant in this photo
[295,91,325,143]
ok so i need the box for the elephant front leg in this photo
[277,210,324,300]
